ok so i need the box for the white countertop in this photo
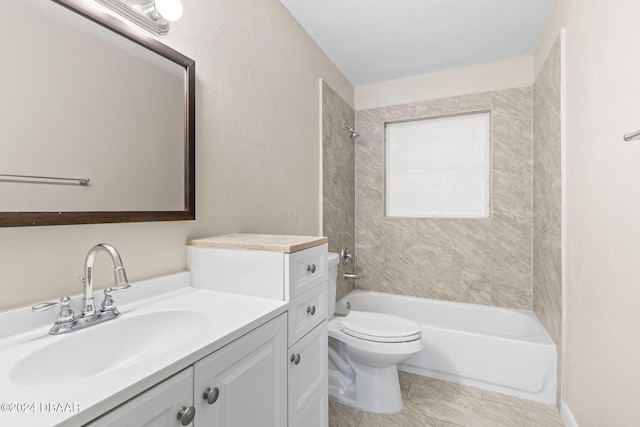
[0,272,287,426]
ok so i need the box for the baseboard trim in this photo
[561,402,579,427]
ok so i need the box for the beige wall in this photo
[537,0,640,424]
[321,82,356,302]
[355,88,533,309]
[354,56,534,110]
[0,0,352,310]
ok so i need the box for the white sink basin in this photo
[0,274,288,427]
[10,309,207,386]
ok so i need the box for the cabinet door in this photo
[288,322,328,423]
[194,314,287,427]
[291,390,328,427]
[88,368,194,427]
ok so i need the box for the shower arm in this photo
[342,125,360,139]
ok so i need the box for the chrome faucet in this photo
[32,243,131,335]
[340,245,354,266]
[81,243,129,318]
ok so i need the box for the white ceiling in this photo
[279,0,556,86]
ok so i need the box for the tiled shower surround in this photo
[322,81,356,301]
[355,88,534,309]
[533,36,563,396]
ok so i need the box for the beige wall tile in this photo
[355,89,533,309]
[532,35,563,401]
[322,82,357,301]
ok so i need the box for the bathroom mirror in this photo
[0,0,195,226]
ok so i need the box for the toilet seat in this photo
[339,310,421,343]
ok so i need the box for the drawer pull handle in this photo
[307,305,316,315]
[177,406,196,426]
[307,264,316,273]
[203,387,220,405]
[290,353,301,365]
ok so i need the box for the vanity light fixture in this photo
[94,0,183,36]
[155,0,183,21]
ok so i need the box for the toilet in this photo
[327,252,423,414]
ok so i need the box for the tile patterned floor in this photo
[329,372,565,427]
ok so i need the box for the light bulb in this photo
[155,0,183,21]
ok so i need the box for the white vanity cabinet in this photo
[286,244,328,427]
[88,314,287,427]
[188,234,329,427]
[193,313,287,427]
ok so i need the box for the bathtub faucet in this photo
[340,245,354,265]
[341,246,360,279]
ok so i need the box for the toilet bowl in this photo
[327,253,423,414]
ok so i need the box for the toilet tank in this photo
[327,252,340,316]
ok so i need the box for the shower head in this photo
[343,126,360,139]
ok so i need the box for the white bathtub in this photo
[337,290,557,404]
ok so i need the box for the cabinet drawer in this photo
[285,244,328,300]
[288,284,327,345]
[288,321,327,423]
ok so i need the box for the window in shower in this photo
[385,111,491,218]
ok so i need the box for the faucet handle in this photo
[32,296,75,324]
[340,245,354,265]
[101,285,131,312]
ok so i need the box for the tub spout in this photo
[343,272,360,280]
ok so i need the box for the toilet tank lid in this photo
[328,252,340,267]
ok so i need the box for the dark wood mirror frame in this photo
[0,0,195,227]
